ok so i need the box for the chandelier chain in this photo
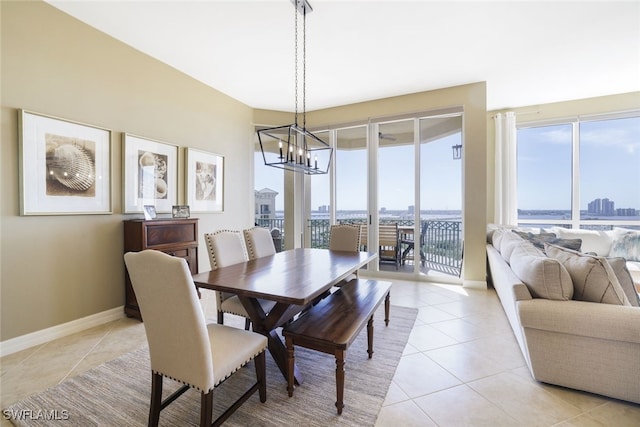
[303,8,306,130]
[294,4,298,126]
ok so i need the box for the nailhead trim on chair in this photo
[205,229,238,271]
[243,227,264,260]
[152,349,266,392]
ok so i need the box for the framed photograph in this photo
[185,148,224,213]
[143,205,157,220]
[18,110,112,215]
[172,205,190,218]
[123,134,178,213]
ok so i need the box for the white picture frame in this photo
[18,110,112,215]
[123,133,178,213]
[185,148,224,213]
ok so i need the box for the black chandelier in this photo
[257,0,332,175]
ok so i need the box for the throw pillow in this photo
[606,257,640,307]
[549,227,612,256]
[513,230,582,252]
[609,229,640,262]
[545,244,631,306]
[509,243,573,301]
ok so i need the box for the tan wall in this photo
[1,1,254,340]
[486,92,640,223]
[256,83,488,286]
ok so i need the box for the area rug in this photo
[7,305,417,426]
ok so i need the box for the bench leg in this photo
[367,316,374,358]
[335,349,345,415]
[285,336,295,397]
[384,291,390,326]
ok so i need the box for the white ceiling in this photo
[46,0,640,112]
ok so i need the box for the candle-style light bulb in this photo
[289,145,293,162]
[278,141,283,159]
[314,155,318,169]
[298,148,303,164]
[307,151,311,167]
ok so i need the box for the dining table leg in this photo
[238,296,305,385]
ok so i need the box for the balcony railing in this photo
[255,217,462,277]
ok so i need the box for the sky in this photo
[517,116,640,211]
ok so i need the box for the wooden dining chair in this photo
[124,250,267,427]
[205,230,275,330]
[243,226,277,260]
[379,223,400,270]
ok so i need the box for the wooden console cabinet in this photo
[124,218,199,320]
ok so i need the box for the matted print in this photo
[123,134,178,213]
[19,110,112,215]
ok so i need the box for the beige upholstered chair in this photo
[124,250,267,427]
[205,230,275,330]
[243,226,277,260]
[329,224,362,285]
[329,224,362,252]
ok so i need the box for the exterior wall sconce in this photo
[452,143,462,160]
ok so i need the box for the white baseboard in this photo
[0,306,125,358]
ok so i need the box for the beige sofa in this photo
[486,225,640,404]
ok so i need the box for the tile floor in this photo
[2,280,639,426]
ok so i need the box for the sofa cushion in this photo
[545,244,631,306]
[500,231,525,262]
[609,228,640,262]
[509,243,573,301]
[548,227,612,256]
[514,230,582,252]
[606,257,640,307]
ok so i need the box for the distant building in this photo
[587,198,615,216]
[408,205,415,215]
[255,188,278,219]
[318,205,329,213]
[617,208,638,216]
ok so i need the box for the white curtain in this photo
[494,112,517,226]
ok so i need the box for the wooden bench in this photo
[282,279,391,415]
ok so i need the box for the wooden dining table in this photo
[192,248,377,385]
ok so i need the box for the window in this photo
[517,112,640,229]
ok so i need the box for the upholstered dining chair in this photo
[243,226,277,260]
[204,230,275,330]
[329,224,362,252]
[124,250,267,427]
[329,224,362,285]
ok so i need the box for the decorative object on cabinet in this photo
[123,218,199,320]
[143,205,157,220]
[185,148,224,213]
[122,133,178,213]
[172,205,190,218]
[18,109,112,215]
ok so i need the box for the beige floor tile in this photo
[426,341,514,383]
[430,317,495,342]
[416,305,457,324]
[392,352,461,398]
[582,401,640,426]
[407,324,459,351]
[382,381,410,406]
[468,371,583,425]
[413,384,522,426]
[375,400,437,427]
